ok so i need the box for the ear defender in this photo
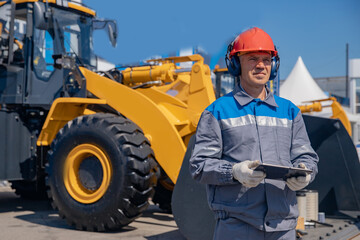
[226,55,241,77]
[225,41,241,77]
[269,54,280,80]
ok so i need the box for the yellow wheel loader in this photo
[2,0,360,237]
[0,0,214,231]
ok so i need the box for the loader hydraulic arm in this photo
[120,54,205,87]
[81,54,215,183]
[37,54,215,183]
[298,97,352,136]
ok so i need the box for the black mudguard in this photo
[171,135,215,240]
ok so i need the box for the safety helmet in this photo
[225,27,280,79]
[229,27,277,58]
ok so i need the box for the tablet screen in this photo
[254,163,312,180]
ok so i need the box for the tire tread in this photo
[46,113,158,231]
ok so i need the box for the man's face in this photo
[239,52,272,89]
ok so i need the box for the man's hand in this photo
[232,160,266,188]
[286,163,311,191]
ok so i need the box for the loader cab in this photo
[0,0,117,108]
[0,1,27,104]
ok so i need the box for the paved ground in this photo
[0,185,186,240]
[2,183,360,240]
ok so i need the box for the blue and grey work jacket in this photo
[189,83,319,232]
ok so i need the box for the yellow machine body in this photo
[298,97,352,136]
[37,54,216,183]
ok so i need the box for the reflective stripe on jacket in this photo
[189,83,319,232]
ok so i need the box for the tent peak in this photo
[280,56,327,105]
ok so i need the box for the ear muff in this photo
[226,56,241,77]
[269,54,280,80]
[225,41,241,77]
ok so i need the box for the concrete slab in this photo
[0,186,186,240]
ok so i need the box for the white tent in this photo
[280,56,328,105]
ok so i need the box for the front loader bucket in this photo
[304,115,360,214]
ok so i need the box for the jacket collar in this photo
[232,82,278,108]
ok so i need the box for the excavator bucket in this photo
[172,115,360,240]
[304,115,360,214]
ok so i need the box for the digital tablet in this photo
[254,163,313,180]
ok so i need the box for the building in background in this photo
[348,59,360,149]
[97,56,115,71]
[314,76,347,99]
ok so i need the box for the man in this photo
[189,27,319,240]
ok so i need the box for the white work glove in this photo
[286,163,311,191]
[232,160,266,188]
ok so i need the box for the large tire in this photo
[46,113,158,231]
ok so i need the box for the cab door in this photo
[0,2,28,104]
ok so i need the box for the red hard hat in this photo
[229,27,277,57]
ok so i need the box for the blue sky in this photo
[85,0,360,79]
